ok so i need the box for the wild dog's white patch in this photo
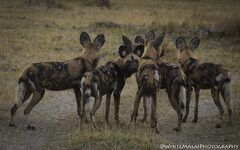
[215,73,224,82]
[93,82,97,90]
[15,82,26,106]
[81,77,86,86]
[154,70,160,81]
[28,79,36,90]
[178,85,186,110]
[84,88,91,97]
[84,96,95,113]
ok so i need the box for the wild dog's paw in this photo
[173,127,181,132]
[182,119,187,123]
[9,123,15,127]
[192,118,198,123]
[140,117,147,123]
[215,123,222,128]
[227,121,234,127]
[27,125,36,130]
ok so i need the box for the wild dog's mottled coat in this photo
[129,31,165,133]
[176,36,233,128]
[112,36,145,124]
[81,42,144,129]
[134,32,186,131]
[9,32,105,129]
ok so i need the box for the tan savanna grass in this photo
[0,0,240,149]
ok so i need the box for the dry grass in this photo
[0,0,240,149]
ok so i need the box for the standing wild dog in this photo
[128,31,165,133]
[9,32,105,129]
[135,32,186,131]
[113,35,145,125]
[80,40,144,129]
[176,36,233,128]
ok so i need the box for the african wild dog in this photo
[113,35,145,125]
[80,40,144,129]
[176,36,233,128]
[9,32,105,129]
[135,32,186,131]
[128,31,165,133]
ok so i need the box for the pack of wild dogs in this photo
[9,31,233,133]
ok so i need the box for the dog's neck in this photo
[181,58,199,76]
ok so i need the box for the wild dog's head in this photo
[116,35,144,74]
[175,36,200,65]
[79,32,105,63]
[135,31,165,60]
[140,31,165,61]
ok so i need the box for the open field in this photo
[0,0,240,149]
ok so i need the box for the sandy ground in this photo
[0,90,239,150]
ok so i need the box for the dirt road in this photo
[0,90,239,150]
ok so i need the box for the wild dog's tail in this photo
[178,85,186,110]
[177,69,186,110]
[141,70,159,94]
[81,73,96,113]
[9,75,30,126]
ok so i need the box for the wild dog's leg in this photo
[141,96,148,122]
[24,89,45,130]
[220,83,233,126]
[167,88,182,132]
[128,88,143,128]
[211,88,224,128]
[151,92,160,133]
[73,86,81,119]
[90,93,102,130]
[9,82,32,127]
[192,87,200,123]
[113,78,125,124]
[182,86,192,122]
[105,92,112,123]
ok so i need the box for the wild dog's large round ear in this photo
[94,34,105,50]
[145,30,155,45]
[134,44,144,57]
[175,36,186,52]
[190,37,200,50]
[118,45,130,58]
[135,36,144,45]
[153,32,165,51]
[122,35,133,51]
[80,32,91,48]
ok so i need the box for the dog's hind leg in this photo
[182,87,192,122]
[9,82,32,127]
[151,92,160,133]
[90,94,102,130]
[167,89,182,132]
[221,82,233,126]
[141,96,148,122]
[211,88,224,128]
[24,89,45,130]
[192,87,200,123]
[128,88,143,128]
[105,92,112,124]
